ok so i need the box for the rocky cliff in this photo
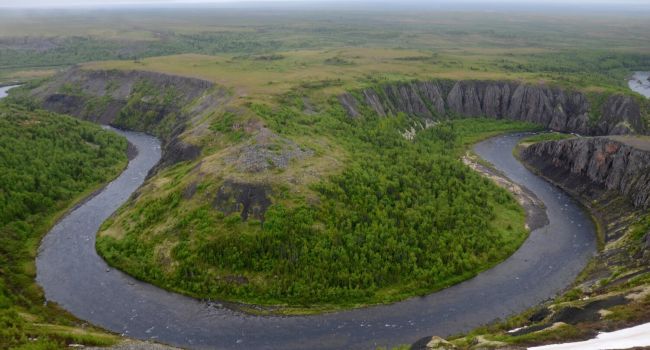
[32,68,214,135]
[29,68,221,167]
[340,80,646,135]
[413,137,650,349]
[522,137,650,210]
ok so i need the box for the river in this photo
[0,84,19,98]
[30,127,596,349]
[629,71,650,98]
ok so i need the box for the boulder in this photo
[425,336,457,350]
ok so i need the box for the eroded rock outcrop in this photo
[156,137,203,170]
[522,137,650,209]
[31,68,221,168]
[340,80,645,136]
[32,68,214,132]
[224,127,314,173]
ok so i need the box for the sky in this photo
[0,0,648,9]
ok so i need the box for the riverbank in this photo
[463,151,549,232]
[0,98,129,349]
[417,135,650,349]
[0,84,20,97]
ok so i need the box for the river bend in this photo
[33,130,597,350]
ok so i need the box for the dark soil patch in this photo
[213,180,272,221]
[551,295,628,324]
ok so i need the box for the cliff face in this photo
[30,68,220,167]
[32,68,214,137]
[340,80,645,135]
[522,137,650,210]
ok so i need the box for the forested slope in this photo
[0,102,127,348]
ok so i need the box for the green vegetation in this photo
[495,51,650,91]
[2,9,650,92]
[65,10,646,313]
[114,79,181,137]
[97,93,536,311]
[629,214,650,242]
[0,102,127,348]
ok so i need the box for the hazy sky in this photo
[0,0,648,8]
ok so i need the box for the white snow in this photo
[508,326,527,334]
[528,322,650,350]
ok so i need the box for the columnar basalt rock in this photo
[340,80,644,136]
[522,137,650,209]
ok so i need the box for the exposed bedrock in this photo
[340,80,645,135]
[154,136,202,171]
[33,68,213,128]
[521,137,650,211]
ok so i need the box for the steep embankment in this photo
[410,136,650,349]
[519,137,650,343]
[431,136,650,349]
[520,136,650,276]
[521,136,650,282]
[523,137,650,210]
[28,68,222,168]
[340,80,646,135]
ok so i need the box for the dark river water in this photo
[31,127,597,349]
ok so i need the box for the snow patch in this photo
[528,322,650,350]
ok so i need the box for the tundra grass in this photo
[519,132,576,144]
[3,8,650,92]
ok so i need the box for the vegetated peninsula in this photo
[29,63,535,312]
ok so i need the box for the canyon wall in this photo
[32,68,214,136]
[340,80,645,135]
[522,137,650,210]
[29,68,220,167]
